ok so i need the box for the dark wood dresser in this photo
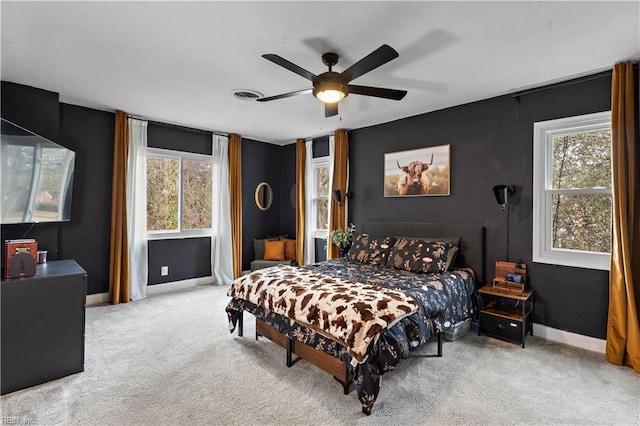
[1,259,87,394]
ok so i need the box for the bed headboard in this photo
[360,221,487,285]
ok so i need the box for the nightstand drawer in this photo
[480,312,522,342]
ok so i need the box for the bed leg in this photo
[333,376,351,395]
[238,311,243,337]
[286,337,293,367]
[437,331,443,357]
[342,381,350,395]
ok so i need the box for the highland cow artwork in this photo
[384,145,450,197]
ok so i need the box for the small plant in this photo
[329,223,356,252]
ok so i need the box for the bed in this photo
[226,221,486,414]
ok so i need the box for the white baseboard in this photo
[146,276,214,295]
[86,276,215,306]
[86,292,110,306]
[533,323,606,354]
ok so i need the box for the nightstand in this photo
[477,284,534,348]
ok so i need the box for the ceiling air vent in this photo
[232,89,263,101]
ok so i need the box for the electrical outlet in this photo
[161,266,169,276]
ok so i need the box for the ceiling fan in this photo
[256,44,407,117]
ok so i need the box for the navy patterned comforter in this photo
[226,258,475,414]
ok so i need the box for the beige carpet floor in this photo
[1,285,638,425]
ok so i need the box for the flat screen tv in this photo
[1,118,75,224]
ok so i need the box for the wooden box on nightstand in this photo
[492,260,527,292]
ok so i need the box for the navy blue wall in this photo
[348,73,613,338]
[241,139,284,270]
[1,81,59,143]
[148,237,211,284]
[280,144,297,239]
[59,104,114,294]
[147,121,212,155]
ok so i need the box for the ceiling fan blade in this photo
[256,88,313,102]
[262,54,316,81]
[340,44,399,83]
[324,102,339,117]
[348,85,407,100]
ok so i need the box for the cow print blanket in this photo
[227,265,419,364]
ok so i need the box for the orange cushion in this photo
[282,238,297,260]
[263,240,285,261]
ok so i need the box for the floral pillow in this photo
[346,234,396,266]
[386,238,454,274]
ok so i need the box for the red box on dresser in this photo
[4,239,38,279]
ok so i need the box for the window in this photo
[533,111,612,270]
[311,157,330,238]
[147,148,212,238]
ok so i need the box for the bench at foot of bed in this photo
[229,309,445,414]
[255,317,354,391]
[245,315,442,415]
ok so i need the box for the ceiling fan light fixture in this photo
[315,89,345,103]
[259,45,405,111]
[313,81,347,103]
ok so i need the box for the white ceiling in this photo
[1,1,639,145]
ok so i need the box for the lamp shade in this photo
[493,185,514,208]
[332,189,342,204]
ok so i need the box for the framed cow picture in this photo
[384,144,450,197]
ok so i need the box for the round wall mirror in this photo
[255,182,273,211]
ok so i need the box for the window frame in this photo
[311,156,330,239]
[146,147,213,240]
[532,111,612,270]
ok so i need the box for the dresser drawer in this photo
[480,311,522,342]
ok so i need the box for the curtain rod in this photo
[126,113,229,137]
[512,70,613,98]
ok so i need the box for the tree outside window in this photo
[533,111,612,270]
[312,158,330,237]
[182,159,213,230]
[551,130,611,253]
[147,148,212,237]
